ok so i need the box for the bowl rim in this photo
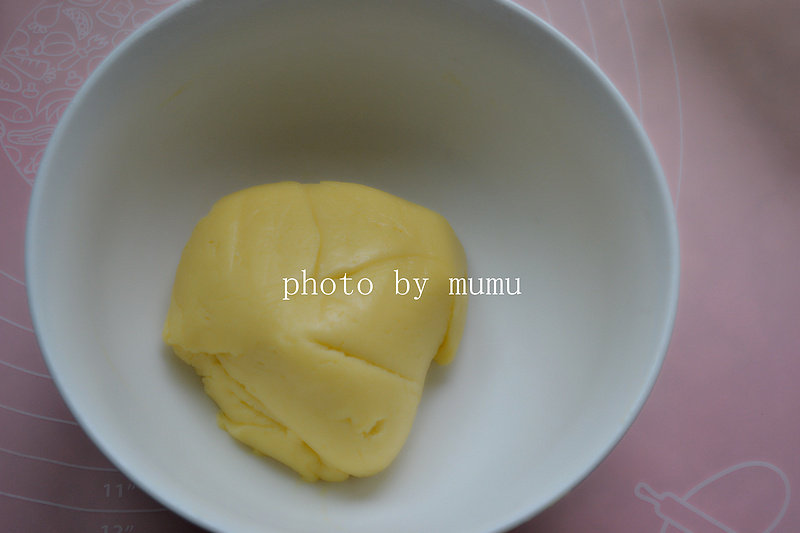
[484,3,680,533]
[25,1,680,531]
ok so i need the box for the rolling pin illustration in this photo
[635,483,735,533]
[635,461,790,533]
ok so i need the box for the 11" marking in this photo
[103,483,136,498]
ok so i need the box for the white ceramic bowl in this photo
[26,1,679,532]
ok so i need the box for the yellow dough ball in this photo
[163,181,467,481]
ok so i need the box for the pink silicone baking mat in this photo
[2,1,798,531]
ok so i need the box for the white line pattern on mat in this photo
[0,359,50,378]
[0,446,117,472]
[580,0,599,62]
[0,401,78,425]
[0,490,165,513]
[620,0,643,118]
[658,0,685,211]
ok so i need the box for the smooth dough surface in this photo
[163,181,467,481]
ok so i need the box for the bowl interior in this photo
[27,1,678,532]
